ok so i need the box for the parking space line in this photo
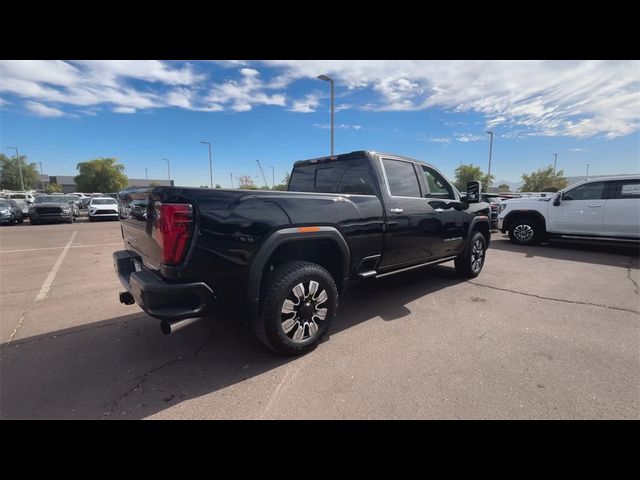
[1,242,121,254]
[34,231,77,302]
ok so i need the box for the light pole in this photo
[145,168,148,180]
[553,153,558,174]
[485,131,494,192]
[6,146,25,191]
[39,162,44,191]
[271,166,275,188]
[586,163,590,177]
[200,141,213,188]
[317,74,334,155]
[230,172,234,189]
[162,158,171,183]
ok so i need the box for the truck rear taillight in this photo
[153,203,194,265]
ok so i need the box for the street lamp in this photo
[162,158,171,183]
[553,153,558,175]
[586,163,590,178]
[317,74,334,156]
[6,146,25,191]
[485,131,494,192]
[39,162,44,192]
[200,141,213,188]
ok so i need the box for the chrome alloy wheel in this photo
[470,238,485,273]
[280,280,328,342]
[513,224,534,242]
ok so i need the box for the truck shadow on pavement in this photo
[0,266,461,420]
[490,235,639,269]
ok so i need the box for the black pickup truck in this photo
[114,151,491,355]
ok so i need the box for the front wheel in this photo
[508,216,544,245]
[254,260,338,356]
[455,231,487,278]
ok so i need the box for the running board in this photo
[557,235,639,243]
[375,255,458,278]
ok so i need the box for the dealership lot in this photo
[0,217,638,419]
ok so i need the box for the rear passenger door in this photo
[378,158,439,269]
[603,179,640,238]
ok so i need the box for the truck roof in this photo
[293,150,434,167]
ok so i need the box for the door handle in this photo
[434,208,444,213]
[588,204,602,208]
[390,208,404,214]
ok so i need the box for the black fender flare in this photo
[463,216,491,256]
[246,226,351,306]
[502,210,547,233]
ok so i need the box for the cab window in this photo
[563,182,606,200]
[382,159,421,198]
[422,166,455,200]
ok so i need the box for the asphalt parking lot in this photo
[1,214,638,419]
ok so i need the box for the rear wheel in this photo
[455,231,487,278]
[30,218,39,225]
[508,216,544,245]
[254,260,338,356]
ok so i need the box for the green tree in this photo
[0,153,40,190]
[272,172,290,191]
[454,164,494,192]
[149,181,161,187]
[45,183,62,193]
[215,184,222,189]
[498,183,510,192]
[74,158,128,193]
[520,166,568,192]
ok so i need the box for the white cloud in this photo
[260,60,640,139]
[313,123,363,130]
[0,97,8,106]
[25,101,65,117]
[455,133,484,142]
[113,106,137,114]
[426,137,452,144]
[289,92,321,113]
[568,147,589,152]
[205,68,286,112]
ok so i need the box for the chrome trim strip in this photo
[375,255,457,278]
[559,235,639,242]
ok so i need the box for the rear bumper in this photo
[113,250,215,320]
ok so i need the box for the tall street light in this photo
[145,168,148,180]
[485,131,494,192]
[553,153,558,174]
[39,162,44,192]
[317,74,334,155]
[271,166,275,188]
[586,163,590,177]
[162,158,171,183]
[200,141,213,188]
[6,146,25,191]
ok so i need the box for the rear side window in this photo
[382,159,421,197]
[289,158,375,195]
[609,179,640,199]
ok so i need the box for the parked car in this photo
[0,199,24,225]
[29,195,74,224]
[7,192,35,216]
[481,194,504,229]
[89,197,119,221]
[114,150,492,355]
[67,192,91,209]
[498,175,640,246]
[65,196,80,218]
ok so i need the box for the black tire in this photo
[88,216,94,222]
[455,231,487,278]
[508,216,544,245]
[17,217,24,224]
[30,218,39,225]
[254,260,338,356]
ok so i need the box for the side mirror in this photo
[553,193,561,206]
[465,181,481,203]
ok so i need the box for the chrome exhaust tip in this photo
[160,317,202,335]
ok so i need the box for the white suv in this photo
[88,197,119,221]
[498,175,640,245]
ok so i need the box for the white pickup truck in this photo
[497,175,640,246]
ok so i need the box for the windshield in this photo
[91,199,117,205]
[0,200,10,208]
[10,194,26,199]
[34,196,69,204]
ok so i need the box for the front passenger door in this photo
[547,181,607,235]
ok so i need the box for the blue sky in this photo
[1,60,638,187]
